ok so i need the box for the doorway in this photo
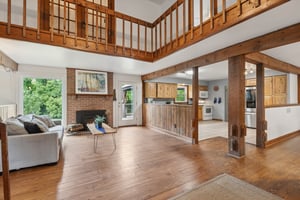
[118,82,137,126]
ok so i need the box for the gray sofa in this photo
[0,114,64,171]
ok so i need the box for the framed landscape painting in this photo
[75,70,108,95]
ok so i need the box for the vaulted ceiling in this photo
[0,0,299,80]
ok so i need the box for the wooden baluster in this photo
[74,2,78,46]
[222,0,226,23]
[23,0,27,37]
[0,123,11,200]
[183,0,186,43]
[238,0,242,16]
[92,9,94,40]
[210,0,214,29]
[144,26,147,55]
[95,10,99,50]
[159,20,162,54]
[130,20,132,56]
[105,11,109,52]
[164,16,167,52]
[137,23,140,53]
[122,18,125,54]
[58,0,60,34]
[50,0,54,42]
[85,7,89,48]
[63,0,66,44]
[190,0,194,40]
[155,25,157,57]
[37,0,41,39]
[7,0,11,34]
[200,0,203,34]
[151,27,153,58]
[170,8,173,50]
[176,2,178,47]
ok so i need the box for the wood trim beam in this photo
[246,52,300,74]
[256,63,267,148]
[0,51,18,71]
[192,67,199,144]
[0,123,11,200]
[142,23,300,80]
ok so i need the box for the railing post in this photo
[0,122,11,200]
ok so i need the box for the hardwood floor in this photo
[0,126,300,200]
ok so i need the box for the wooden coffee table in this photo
[86,123,117,152]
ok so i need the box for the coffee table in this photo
[86,123,117,152]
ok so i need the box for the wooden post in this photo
[256,63,267,148]
[0,123,11,200]
[192,67,199,144]
[228,55,246,158]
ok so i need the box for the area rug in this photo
[169,173,283,200]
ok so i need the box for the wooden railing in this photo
[0,0,287,62]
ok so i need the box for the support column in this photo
[256,63,267,147]
[228,55,246,158]
[192,67,199,144]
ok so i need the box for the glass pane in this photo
[121,84,134,120]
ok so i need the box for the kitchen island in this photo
[144,103,193,140]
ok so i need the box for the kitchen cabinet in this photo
[264,77,273,106]
[157,83,177,98]
[199,85,208,92]
[188,85,193,99]
[246,79,256,86]
[198,106,203,121]
[145,82,157,98]
[272,75,287,105]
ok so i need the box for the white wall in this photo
[115,0,161,22]
[113,73,142,127]
[287,73,298,104]
[266,106,300,140]
[207,79,228,121]
[0,69,17,104]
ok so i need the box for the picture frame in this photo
[175,85,188,103]
[75,70,108,95]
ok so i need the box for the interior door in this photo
[118,82,137,126]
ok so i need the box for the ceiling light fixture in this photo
[245,62,255,75]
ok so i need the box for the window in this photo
[175,85,187,103]
[23,78,62,119]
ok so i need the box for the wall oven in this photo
[245,87,256,128]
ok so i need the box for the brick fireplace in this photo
[66,68,113,126]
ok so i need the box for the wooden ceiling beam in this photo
[142,23,300,80]
[0,51,18,71]
[246,52,300,74]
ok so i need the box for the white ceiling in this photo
[0,0,299,80]
[147,0,169,5]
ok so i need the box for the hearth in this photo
[76,110,106,130]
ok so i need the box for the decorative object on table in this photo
[94,115,106,129]
[75,69,108,95]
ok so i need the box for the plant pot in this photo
[95,122,102,129]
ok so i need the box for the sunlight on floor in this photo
[198,120,256,145]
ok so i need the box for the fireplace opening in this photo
[76,110,107,130]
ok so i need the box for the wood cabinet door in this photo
[264,96,273,106]
[273,96,287,105]
[145,82,157,98]
[273,75,287,95]
[264,77,273,96]
[198,106,202,120]
[199,85,208,91]
[157,83,165,98]
[188,85,193,99]
[246,79,256,86]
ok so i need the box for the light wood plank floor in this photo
[0,126,300,200]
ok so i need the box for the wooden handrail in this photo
[0,0,288,62]
[0,123,10,200]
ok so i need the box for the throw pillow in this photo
[32,118,49,132]
[33,115,56,128]
[24,122,42,134]
[17,114,33,123]
[6,117,28,135]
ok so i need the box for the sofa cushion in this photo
[33,115,56,128]
[24,122,42,134]
[17,114,33,123]
[32,118,49,132]
[6,117,28,135]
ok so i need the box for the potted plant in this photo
[94,115,106,128]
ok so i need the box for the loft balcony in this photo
[0,0,288,62]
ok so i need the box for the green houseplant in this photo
[94,115,106,128]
